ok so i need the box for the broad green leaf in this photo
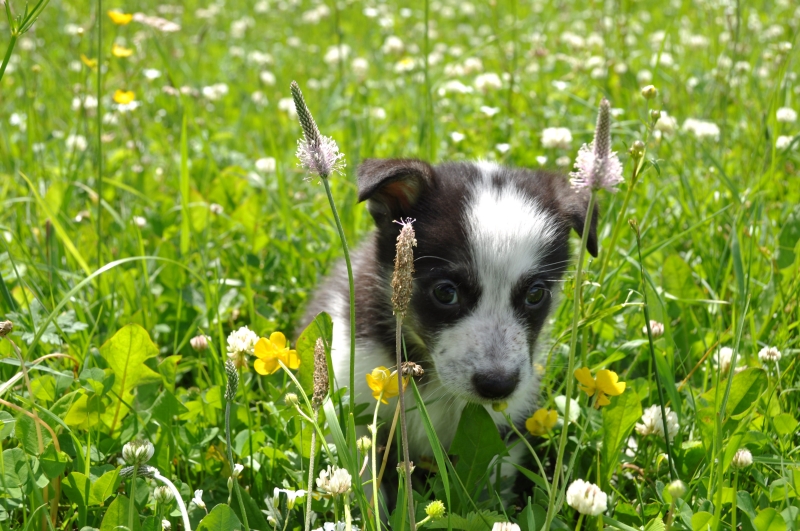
[63,472,95,507]
[700,368,767,419]
[231,488,269,531]
[1,448,29,498]
[776,206,800,269]
[100,324,162,396]
[295,312,333,397]
[662,254,702,300]
[93,469,121,505]
[40,443,69,479]
[602,391,642,481]
[773,413,799,436]
[100,495,141,531]
[691,511,714,531]
[449,404,507,511]
[64,392,103,429]
[196,503,243,531]
[428,510,507,530]
[644,517,666,531]
[0,411,14,439]
[151,390,189,426]
[753,508,787,531]
[158,355,182,392]
[16,413,52,455]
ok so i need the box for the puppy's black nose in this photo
[472,370,520,400]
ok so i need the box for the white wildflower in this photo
[474,72,502,91]
[642,320,665,337]
[731,448,753,468]
[255,157,276,173]
[66,134,88,152]
[192,489,206,509]
[682,118,720,140]
[351,57,369,78]
[776,136,794,149]
[324,44,350,65]
[259,71,276,86]
[491,523,521,531]
[541,127,572,149]
[132,216,146,228]
[450,132,465,143]
[635,404,679,441]
[201,83,229,101]
[316,465,352,495]
[655,112,678,135]
[757,346,781,363]
[382,36,404,54]
[776,107,797,123]
[566,479,608,516]
[226,326,258,360]
[713,346,737,373]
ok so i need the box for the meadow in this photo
[1,0,799,530]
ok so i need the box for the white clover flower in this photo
[541,127,573,149]
[776,107,797,123]
[776,135,794,149]
[566,479,608,516]
[491,523,521,531]
[232,463,244,478]
[382,36,404,54]
[642,320,665,337]
[635,404,679,441]
[462,56,483,74]
[369,107,387,120]
[316,465,352,495]
[758,346,781,364]
[259,71,276,86]
[66,134,88,152]
[154,485,174,504]
[713,346,737,373]
[324,44,351,65]
[474,72,502,91]
[143,68,161,80]
[682,118,720,140]
[255,157,276,173]
[132,216,147,228]
[192,489,206,509]
[351,57,369,78]
[732,448,753,468]
[438,80,473,96]
[495,143,511,153]
[655,112,678,135]
[209,203,224,215]
[450,132,465,143]
[162,519,171,531]
[226,326,259,361]
[122,440,155,465]
[278,98,297,117]
[201,83,229,101]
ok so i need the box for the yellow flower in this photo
[253,332,299,375]
[112,44,133,58]
[525,408,558,436]
[366,366,407,404]
[113,90,135,104]
[108,11,133,25]
[574,367,626,409]
[80,54,98,69]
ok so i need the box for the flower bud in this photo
[649,109,661,122]
[666,479,686,499]
[732,448,753,468]
[154,486,175,504]
[122,440,155,466]
[425,500,446,520]
[357,436,372,453]
[492,401,508,412]
[285,393,300,407]
[396,461,415,475]
[641,85,658,100]
[629,140,645,160]
[0,320,12,338]
[190,335,209,351]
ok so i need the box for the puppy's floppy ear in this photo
[558,186,599,257]
[357,158,434,224]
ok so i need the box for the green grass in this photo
[1,0,799,530]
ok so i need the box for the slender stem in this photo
[502,413,550,496]
[377,402,400,488]
[731,470,738,531]
[128,467,137,531]
[96,0,103,266]
[152,471,191,531]
[633,223,677,482]
[370,394,383,531]
[0,34,18,84]
[344,501,352,531]
[543,191,596,530]
[304,409,318,531]
[395,315,415,531]
[226,402,250,531]
[575,513,584,531]
[321,178,356,417]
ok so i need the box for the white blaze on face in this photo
[432,163,559,403]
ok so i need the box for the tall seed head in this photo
[224,360,239,402]
[592,98,611,161]
[391,219,417,318]
[290,81,322,150]
[312,337,329,408]
[291,81,345,179]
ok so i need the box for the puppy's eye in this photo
[432,282,459,306]
[525,283,548,308]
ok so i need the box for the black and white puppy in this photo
[305,158,597,475]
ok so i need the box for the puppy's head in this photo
[358,158,597,404]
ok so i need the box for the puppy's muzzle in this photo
[472,369,520,400]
